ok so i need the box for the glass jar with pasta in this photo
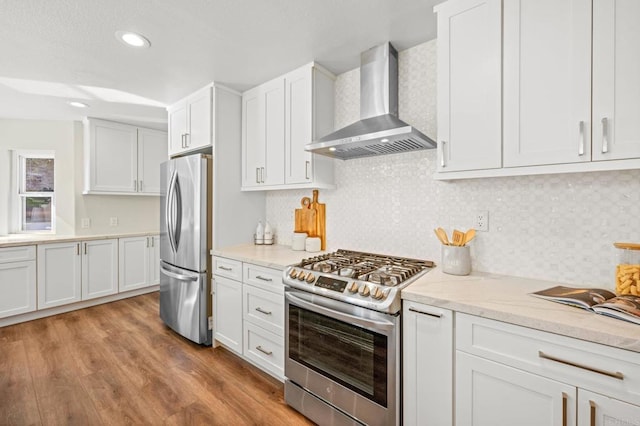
[614,242,640,295]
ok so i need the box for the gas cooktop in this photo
[283,249,434,314]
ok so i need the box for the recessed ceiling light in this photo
[68,101,89,108]
[329,147,337,152]
[381,138,390,143]
[115,30,151,48]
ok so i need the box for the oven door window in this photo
[289,304,388,407]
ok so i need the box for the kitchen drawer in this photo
[243,283,284,336]
[0,245,36,263]
[456,313,640,406]
[244,321,284,380]
[243,263,283,294]
[213,256,242,281]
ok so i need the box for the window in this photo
[12,150,55,233]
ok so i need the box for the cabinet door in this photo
[168,101,188,157]
[137,128,167,194]
[88,120,138,192]
[285,66,313,184]
[37,242,82,309]
[82,239,118,300]
[402,302,453,426]
[0,260,36,318]
[213,275,243,354]
[436,0,502,172]
[118,236,149,292]
[262,78,285,186]
[456,351,576,426]
[578,389,640,426]
[186,86,212,151]
[592,0,640,161]
[241,86,264,188]
[148,235,160,285]
[503,0,591,167]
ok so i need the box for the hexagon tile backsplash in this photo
[265,40,640,289]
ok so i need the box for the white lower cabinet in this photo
[212,256,284,380]
[402,301,453,426]
[118,235,160,292]
[578,389,640,426]
[38,239,117,308]
[0,246,36,319]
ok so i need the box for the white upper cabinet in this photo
[83,118,167,195]
[503,0,592,167]
[592,0,640,161]
[435,0,502,172]
[168,85,214,157]
[242,62,335,191]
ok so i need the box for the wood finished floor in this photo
[0,292,313,425]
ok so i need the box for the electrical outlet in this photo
[81,218,91,228]
[208,316,213,330]
[475,211,489,231]
[109,217,118,227]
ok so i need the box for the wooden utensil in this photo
[452,229,465,247]
[294,197,316,235]
[310,190,326,250]
[463,229,476,245]
[434,229,447,245]
[436,228,450,245]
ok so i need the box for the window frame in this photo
[11,149,56,234]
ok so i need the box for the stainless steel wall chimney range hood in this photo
[306,42,436,160]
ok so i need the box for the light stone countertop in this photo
[211,243,326,270]
[402,268,640,354]
[0,232,159,248]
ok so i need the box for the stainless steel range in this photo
[283,249,434,426]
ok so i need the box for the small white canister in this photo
[305,237,321,253]
[292,232,307,251]
[441,245,471,276]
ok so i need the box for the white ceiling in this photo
[0,0,442,129]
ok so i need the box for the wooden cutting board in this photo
[310,190,326,250]
[294,197,316,236]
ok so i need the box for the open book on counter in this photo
[531,286,640,326]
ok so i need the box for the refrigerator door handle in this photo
[166,170,178,253]
[160,264,198,282]
[173,174,182,249]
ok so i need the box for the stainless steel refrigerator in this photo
[160,153,212,345]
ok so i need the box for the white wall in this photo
[265,40,640,289]
[0,119,159,236]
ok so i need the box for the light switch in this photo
[109,217,118,226]
[81,218,91,228]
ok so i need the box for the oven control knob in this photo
[372,288,386,300]
[347,282,359,293]
[305,273,315,283]
[289,269,298,279]
[358,285,370,297]
[298,271,307,281]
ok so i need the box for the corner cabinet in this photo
[118,235,160,292]
[167,84,216,157]
[83,118,167,195]
[241,62,336,191]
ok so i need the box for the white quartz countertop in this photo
[211,243,327,270]
[402,268,640,354]
[0,232,159,248]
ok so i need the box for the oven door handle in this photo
[285,291,395,333]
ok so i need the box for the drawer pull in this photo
[538,351,624,380]
[218,266,233,271]
[256,345,272,356]
[562,392,567,426]
[255,275,273,282]
[589,400,596,426]
[408,307,442,318]
[255,307,272,316]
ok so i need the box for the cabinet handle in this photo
[256,345,272,356]
[578,121,585,156]
[408,307,442,318]
[84,243,87,255]
[589,400,596,426]
[181,134,185,148]
[255,307,272,315]
[139,180,143,192]
[134,180,137,191]
[151,237,154,247]
[561,392,567,426]
[440,141,446,168]
[255,275,273,282]
[256,168,260,184]
[184,133,190,147]
[601,117,609,153]
[218,265,232,271]
[305,161,310,180]
[538,351,624,380]
[76,243,80,256]
[146,237,149,248]
[261,167,265,183]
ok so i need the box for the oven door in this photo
[285,288,399,426]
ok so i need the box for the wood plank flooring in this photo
[0,292,313,425]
